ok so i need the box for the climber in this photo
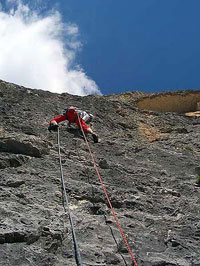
[48,106,99,143]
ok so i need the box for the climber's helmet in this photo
[68,106,76,112]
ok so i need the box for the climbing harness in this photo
[57,127,83,266]
[77,114,138,266]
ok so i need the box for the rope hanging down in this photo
[104,214,128,266]
[87,166,128,266]
[57,128,83,266]
[77,115,138,266]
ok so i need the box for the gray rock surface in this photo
[0,80,200,266]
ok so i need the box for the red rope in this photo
[77,115,138,266]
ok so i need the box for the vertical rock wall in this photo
[136,91,200,113]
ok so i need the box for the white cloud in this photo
[0,0,101,95]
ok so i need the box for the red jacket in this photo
[50,111,90,132]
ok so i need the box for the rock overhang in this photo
[135,90,200,114]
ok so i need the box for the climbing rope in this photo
[77,115,138,266]
[86,167,128,266]
[57,128,83,266]
[103,214,128,266]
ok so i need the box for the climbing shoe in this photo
[92,133,99,143]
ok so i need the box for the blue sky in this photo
[0,0,200,95]
[57,0,200,94]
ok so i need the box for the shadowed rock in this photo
[0,134,49,157]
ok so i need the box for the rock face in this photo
[0,80,200,266]
[135,90,200,113]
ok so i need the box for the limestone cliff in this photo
[0,80,200,266]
